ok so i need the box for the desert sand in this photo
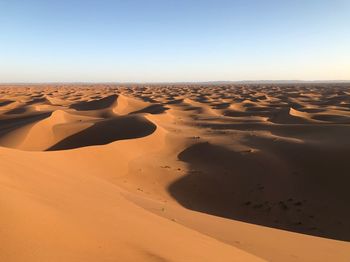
[0,83,350,261]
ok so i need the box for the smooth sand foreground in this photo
[0,84,350,261]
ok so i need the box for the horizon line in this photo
[1,80,350,85]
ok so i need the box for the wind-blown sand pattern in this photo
[1,84,350,261]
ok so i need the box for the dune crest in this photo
[113,94,151,115]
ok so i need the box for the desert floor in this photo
[1,84,350,261]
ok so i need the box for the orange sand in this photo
[0,83,350,261]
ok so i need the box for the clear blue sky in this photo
[0,0,349,82]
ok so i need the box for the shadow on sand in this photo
[168,141,350,241]
[48,115,156,151]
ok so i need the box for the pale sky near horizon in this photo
[0,0,349,82]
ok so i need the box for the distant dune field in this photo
[0,84,350,261]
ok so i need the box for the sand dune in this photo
[114,94,152,115]
[70,94,118,111]
[0,83,349,261]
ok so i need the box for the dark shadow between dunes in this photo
[129,104,169,115]
[70,95,118,111]
[168,142,350,241]
[5,106,28,115]
[0,112,51,138]
[0,100,14,107]
[48,115,156,151]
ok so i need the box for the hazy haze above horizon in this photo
[0,0,349,82]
